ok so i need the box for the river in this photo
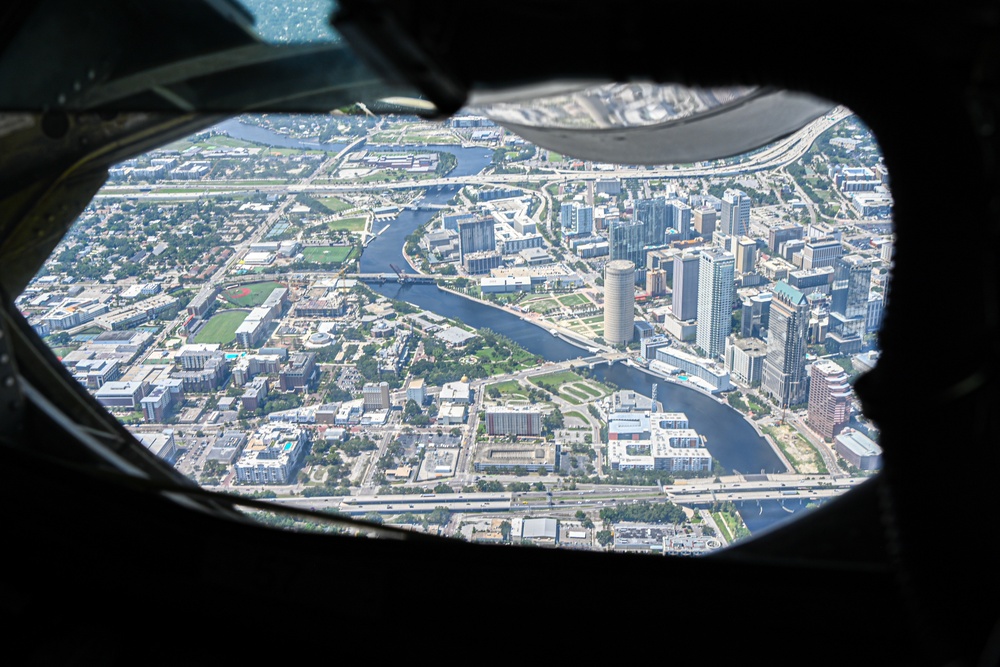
[218,118,807,532]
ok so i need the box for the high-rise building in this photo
[826,254,871,353]
[762,281,810,407]
[457,217,495,263]
[672,252,700,321]
[645,268,667,297]
[604,260,636,346]
[405,378,426,405]
[693,206,717,238]
[560,203,593,236]
[608,219,647,268]
[807,359,852,439]
[635,198,669,247]
[829,254,871,336]
[671,200,693,241]
[800,237,843,270]
[867,293,885,333]
[740,290,772,339]
[721,189,751,237]
[485,406,542,436]
[735,236,757,274]
[769,223,804,255]
[362,381,391,411]
[725,335,768,386]
[696,249,735,359]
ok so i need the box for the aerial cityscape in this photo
[21,102,890,554]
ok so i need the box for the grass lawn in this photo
[547,151,564,163]
[318,196,352,212]
[475,347,506,362]
[194,310,248,345]
[530,370,588,393]
[222,281,285,307]
[327,216,367,232]
[301,246,355,264]
[557,293,591,308]
[572,382,603,398]
[487,380,523,395]
[711,512,735,542]
[582,315,604,324]
[561,386,590,401]
[524,298,559,313]
[564,411,589,423]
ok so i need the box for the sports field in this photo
[222,281,285,306]
[302,246,354,264]
[193,310,248,345]
[318,196,352,212]
[327,217,367,232]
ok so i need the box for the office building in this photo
[834,429,883,471]
[735,236,757,274]
[696,249,735,359]
[762,281,810,407]
[867,294,885,333]
[645,268,667,297]
[635,198,669,247]
[693,206,717,237]
[406,377,426,405]
[670,200,692,241]
[782,238,807,264]
[608,219,647,269]
[789,266,835,296]
[721,189,751,237]
[604,260,636,346]
[801,237,843,270]
[725,335,768,386]
[769,223,804,255]
[363,381,391,411]
[807,359,852,439]
[672,251,700,321]
[234,423,308,485]
[739,290,772,339]
[829,254,872,340]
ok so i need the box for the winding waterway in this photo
[216,119,808,532]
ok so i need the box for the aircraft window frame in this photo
[11,105,892,552]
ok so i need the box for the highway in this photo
[92,107,854,200]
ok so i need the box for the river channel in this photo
[216,118,811,533]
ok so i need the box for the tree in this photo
[499,520,512,542]
[427,506,451,525]
[596,530,614,547]
[476,479,505,492]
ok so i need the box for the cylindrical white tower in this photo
[604,260,636,346]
